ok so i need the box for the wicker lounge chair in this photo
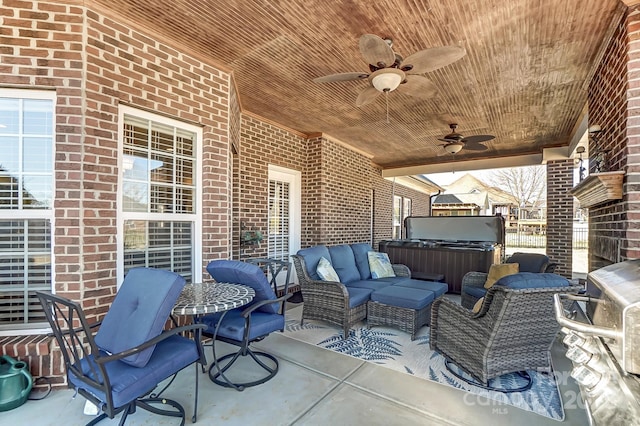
[430,273,582,389]
[460,252,559,309]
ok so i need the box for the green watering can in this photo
[0,355,33,411]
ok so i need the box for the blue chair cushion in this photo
[200,309,285,342]
[350,243,373,280]
[346,287,373,308]
[463,284,487,299]
[394,279,448,297]
[328,245,361,284]
[506,253,550,273]
[495,272,570,289]
[206,260,278,314]
[297,246,331,281]
[70,335,199,408]
[370,286,435,310]
[94,268,186,368]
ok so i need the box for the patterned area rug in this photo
[283,306,564,421]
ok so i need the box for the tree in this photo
[487,166,546,217]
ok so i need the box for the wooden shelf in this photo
[570,171,624,208]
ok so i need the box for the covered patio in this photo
[2,0,640,424]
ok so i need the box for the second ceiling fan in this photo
[313,34,466,107]
[438,123,495,154]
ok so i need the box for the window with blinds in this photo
[0,92,55,332]
[121,112,197,282]
[268,180,290,261]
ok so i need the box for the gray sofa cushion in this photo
[370,286,435,310]
[329,244,361,284]
[346,287,374,308]
[297,245,331,280]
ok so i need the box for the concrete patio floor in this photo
[5,319,588,426]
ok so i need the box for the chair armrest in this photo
[240,293,292,317]
[96,323,206,365]
[392,264,411,277]
[461,271,488,290]
[545,263,558,273]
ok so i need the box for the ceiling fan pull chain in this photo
[386,91,390,123]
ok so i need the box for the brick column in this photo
[546,160,574,278]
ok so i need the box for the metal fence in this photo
[505,227,588,249]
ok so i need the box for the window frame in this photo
[0,89,56,336]
[116,106,203,285]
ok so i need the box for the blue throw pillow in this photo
[367,252,396,279]
[317,257,340,282]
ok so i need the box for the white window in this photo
[0,90,55,334]
[392,195,412,239]
[267,165,301,261]
[117,107,202,284]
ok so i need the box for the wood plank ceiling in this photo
[91,0,622,172]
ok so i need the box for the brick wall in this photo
[587,8,637,269]
[546,159,574,277]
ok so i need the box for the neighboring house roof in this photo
[433,194,463,204]
[442,173,516,205]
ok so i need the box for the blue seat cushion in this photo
[350,243,373,280]
[463,285,487,299]
[370,276,410,285]
[346,287,373,308]
[200,309,285,341]
[297,246,331,281]
[70,335,199,408]
[328,245,360,284]
[95,267,186,368]
[495,272,570,289]
[206,260,279,314]
[370,286,435,310]
[345,279,393,291]
[394,279,448,297]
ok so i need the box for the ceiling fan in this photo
[438,123,495,155]
[313,34,466,107]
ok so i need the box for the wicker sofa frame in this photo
[291,254,411,338]
[430,282,583,385]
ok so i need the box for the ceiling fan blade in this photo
[403,45,466,74]
[359,34,396,68]
[400,75,439,98]
[356,85,381,107]
[462,143,489,152]
[313,72,370,83]
[461,134,495,144]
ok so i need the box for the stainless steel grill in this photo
[554,260,640,425]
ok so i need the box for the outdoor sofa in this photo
[291,243,447,339]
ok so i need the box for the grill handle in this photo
[553,293,621,341]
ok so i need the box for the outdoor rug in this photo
[282,305,564,421]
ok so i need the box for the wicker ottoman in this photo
[367,286,437,340]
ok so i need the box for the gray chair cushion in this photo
[95,267,185,368]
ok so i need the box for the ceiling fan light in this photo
[444,142,464,154]
[371,69,404,92]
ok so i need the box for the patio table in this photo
[172,281,254,421]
